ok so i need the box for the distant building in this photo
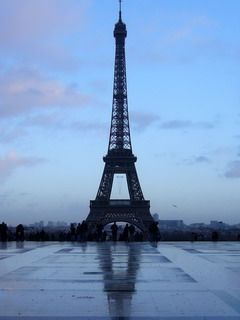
[39,220,44,228]
[210,221,226,230]
[159,220,184,230]
[56,221,68,227]
[47,221,54,228]
[189,223,207,229]
[29,221,45,229]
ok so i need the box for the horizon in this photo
[4,218,240,228]
[0,0,240,225]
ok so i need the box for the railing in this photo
[90,199,150,208]
[109,200,131,206]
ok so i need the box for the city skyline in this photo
[0,0,240,225]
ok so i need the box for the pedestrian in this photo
[111,222,118,241]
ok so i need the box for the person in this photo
[39,229,46,241]
[149,221,160,242]
[76,223,81,241]
[96,223,103,241]
[111,222,118,241]
[212,231,219,241]
[191,232,198,242]
[16,224,25,241]
[129,225,135,241]
[102,230,107,241]
[123,223,129,241]
[80,220,88,241]
[70,223,76,241]
[0,222,8,242]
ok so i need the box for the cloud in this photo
[160,120,215,130]
[0,151,45,181]
[138,12,239,65]
[0,109,108,145]
[195,156,211,164]
[182,155,211,166]
[23,111,107,133]
[225,160,240,178]
[0,0,90,70]
[0,68,92,118]
[0,192,10,200]
[131,112,160,131]
[160,120,192,129]
[71,121,107,134]
[163,15,217,45]
[89,80,109,92]
[211,146,234,157]
[23,112,66,129]
[0,127,27,143]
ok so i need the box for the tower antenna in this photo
[119,0,122,20]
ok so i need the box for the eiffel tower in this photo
[86,1,154,234]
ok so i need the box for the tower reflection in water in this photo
[97,243,142,318]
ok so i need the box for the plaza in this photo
[0,241,240,319]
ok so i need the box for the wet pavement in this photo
[0,241,240,319]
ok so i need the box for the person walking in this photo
[111,222,118,241]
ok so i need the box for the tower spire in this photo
[119,0,122,20]
[111,0,129,151]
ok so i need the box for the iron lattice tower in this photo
[86,2,154,233]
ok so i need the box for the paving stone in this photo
[0,241,240,318]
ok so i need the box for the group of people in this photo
[70,221,145,242]
[69,220,89,241]
[111,222,144,242]
[0,220,160,242]
[0,222,25,242]
[111,221,161,242]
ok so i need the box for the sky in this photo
[0,0,240,225]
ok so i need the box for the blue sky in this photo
[0,0,239,225]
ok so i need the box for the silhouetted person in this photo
[16,224,25,241]
[129,225,135,241]
[81,220,88,241]
[111,222,118,241]
[199,233,204,241]
[149,222,159,242]
[102,230,107,241]
[39,229,46,241]
[0,222,8,242]
[191,232,198,242]
[59,231,66,242]
[138,232,144,242]
[123,223,129,241]
[70,223,76,241]
[96,223,103,241]
[76,223,81,241]
[212,231,219,241]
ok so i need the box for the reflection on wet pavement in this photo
[97,243,141,318]
[0,241,240,319]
